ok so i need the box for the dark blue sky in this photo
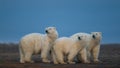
[0,0,120,43]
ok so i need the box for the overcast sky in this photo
[0,0,120,44]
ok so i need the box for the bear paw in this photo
[83,60,90,64]
[42,59,51,63]
[20,60,25,64]
[68,61,76,64]
[60,62,67,64]
[94,60,102,63]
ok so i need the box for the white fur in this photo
[52,35,87,64]
[19,27,58,63]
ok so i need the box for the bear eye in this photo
[49,28,52,30]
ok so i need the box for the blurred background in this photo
[0,0,120,44]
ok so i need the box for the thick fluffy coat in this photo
[52,35,88,64]
[19,27,58,63]
[71,32,102,63]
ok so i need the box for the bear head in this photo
[45,27,58,39]
[91,32,102,40]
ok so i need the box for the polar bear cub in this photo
[71,32,102,63]
[71,33,91,63]
[19,27,58,63]
[52,35,87,64]
[87,32,102,63]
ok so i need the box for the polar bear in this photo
[19,27,58,63]
[87,32,102,63]
[71,32,102,63]
[70,33,91,63]
[52,35,88,64]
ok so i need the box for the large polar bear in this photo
[19,27,58,63]
[52,35,89,64]
[71,32,102,63]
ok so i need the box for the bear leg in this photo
[92,45,101,63]
[56,51,67,64]
[24,52,34,63]
[80,48,90,63]
[67,50,78,64]
[19,47,25,63]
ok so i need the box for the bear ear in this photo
[45,27,48,30]
[78,36,81,40]
[99,32,102,35]
[53,27,56,30]
[92,35,96,39]
[91,32,94,34]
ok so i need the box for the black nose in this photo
[92,35,96,39]
[45,30,48,33]
[78,36,81,40]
